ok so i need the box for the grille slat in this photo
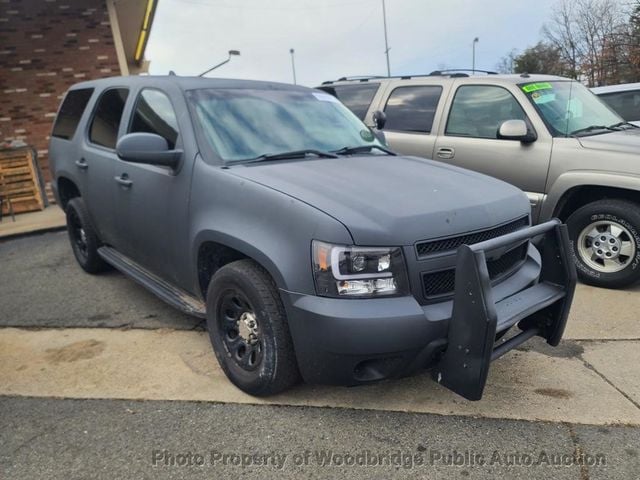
[422,243,528,298]
[416,216,529,257]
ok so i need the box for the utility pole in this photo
[290,48,297,85]
[472,37,479,74]
[382,0,391,77]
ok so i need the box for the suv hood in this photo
[228,155,530,246]
[578,128,640,154]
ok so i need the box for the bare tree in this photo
[543,0,626,85]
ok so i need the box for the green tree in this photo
[511,42,571,76]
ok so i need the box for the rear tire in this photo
[206,259,300,396]
[65,198,109,274]
[566,199,640,289]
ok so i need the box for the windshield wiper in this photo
[609,121,639,130]
[569,125,619,136]
[331,145,397,156]
[243,149,338,164]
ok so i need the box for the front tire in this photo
[566,199,640,289]
[206,259,300,396]
[65,198,109,274]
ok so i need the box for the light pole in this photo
[472,37,479,74]
[382,0,391,77]
[198,50,241,77]
[290,48,297,85]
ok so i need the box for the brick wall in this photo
[0,0,121,192]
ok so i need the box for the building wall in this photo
[0,0,122,192]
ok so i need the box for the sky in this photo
[146,0,560,86]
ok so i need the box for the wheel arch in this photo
[543,172,640,221]
[57,176,81,210]
[194,231,287,301]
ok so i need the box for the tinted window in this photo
[89,88,129,149]
[447,85,526,139]
[129,89,179,149]
[599,90,640,122]
[51,88,94,140]
[383,86,442,133]
[320,84,379,120]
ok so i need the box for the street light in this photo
[382,0,391,77]
[198,50,241,77]
[290,48,297,85]
[472,37,479,74]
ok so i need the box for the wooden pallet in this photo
[0,149,45,216]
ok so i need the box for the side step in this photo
[98,247,206,318]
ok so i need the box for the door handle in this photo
[436,147,455,159]
[75,158,88,170]
[114,173,132,188]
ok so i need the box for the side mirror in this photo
[372,110,387,130]
[116,133,182,168]
[497,119,537,143]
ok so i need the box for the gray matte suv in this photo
[319,72,640,289]
[49,75,575,400]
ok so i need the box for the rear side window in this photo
[383,86,443,133]
[129,89,179,149]
[89,88,129,149]
[599,90,640,122]
[319,84,379,120]
[446,85,526,139]
[51,88,94,140]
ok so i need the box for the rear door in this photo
[82,87,130,246]
[433,82,552,220]
[113,85,196,288]
[375,81,448,159]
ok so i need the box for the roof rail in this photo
[321,70,499,85]
[429,69,498,76]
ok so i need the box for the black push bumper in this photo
[432,219,576,400]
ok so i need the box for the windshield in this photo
[188,88,382,163]
[520,81,622,137]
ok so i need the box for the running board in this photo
[97,247,206,318]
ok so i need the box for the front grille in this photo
[415,216,529,257]
[422,242,528,298]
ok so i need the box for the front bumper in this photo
[282,220,576,400]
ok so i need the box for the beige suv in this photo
[318,72,640,289]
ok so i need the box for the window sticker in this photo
[360,129,374,141]
[531,91,556,105]
[312,92,340,103]
[521,82,553,93]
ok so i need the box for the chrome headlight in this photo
[312,240,409,298]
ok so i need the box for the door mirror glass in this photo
[116,132,182,168]
[497,119,537,143]
[372,110,387,130]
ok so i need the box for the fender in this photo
[541,170,640,221]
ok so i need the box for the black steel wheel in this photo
[65,198,109,274]
[206,259,300,396]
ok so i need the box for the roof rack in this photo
[321,69,499,85]
[429,69,498,76]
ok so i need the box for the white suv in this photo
[592,83,640,126]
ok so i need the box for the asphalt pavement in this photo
[1,231,639,479]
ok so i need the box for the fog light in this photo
[337,278,397,296]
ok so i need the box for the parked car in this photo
[49,76,575,400]
[319,73,640,289]
[592,82,640,126]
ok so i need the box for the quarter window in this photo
[383,86,442,133]
[51,88,94,140]
[129,89,179,148]
[89,88,129,149]
[446,85,527,139]
[319,84,379,120]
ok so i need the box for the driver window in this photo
[446,85,527,139]
[129,89,179,149]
